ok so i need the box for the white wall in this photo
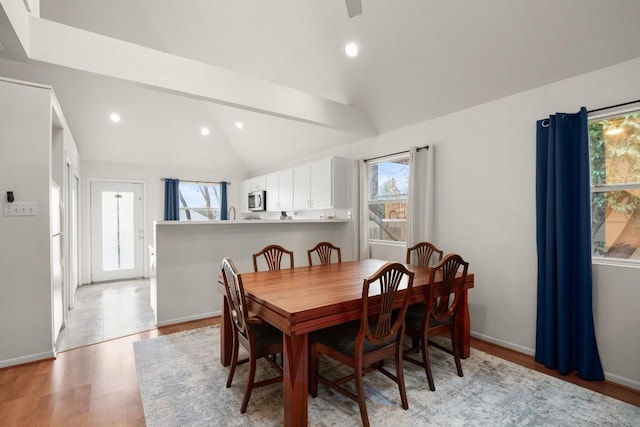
[80,160,248,284]
[322,57,640,389]
[155,220,354,326]
[0,79,54,366]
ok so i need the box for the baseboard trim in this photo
[471,331,535,356]
[471,332,640,391]
[157,311,221,327]
[604,372,640,391]
[0,350,55,369]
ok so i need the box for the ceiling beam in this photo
[26,17,377,137]
[0,0,29,59]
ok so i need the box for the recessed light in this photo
[109,113,121,123]
[200,127,210,136]
[344,42,358,58]
[235,121,244,129]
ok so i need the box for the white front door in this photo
[91,181,145,282]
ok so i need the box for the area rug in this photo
[134,327,639,426]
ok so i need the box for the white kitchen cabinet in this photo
[239,179,251,213]
[293,157,350,210]
[293,163,312,210]
[250,175,266,191]
[266,169,294,212]
[265,172,279,211]
[278,168,294,211]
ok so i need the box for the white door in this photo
[67,166,79,308]
[91,181,145,282]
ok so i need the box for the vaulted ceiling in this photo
[2,1,640,174]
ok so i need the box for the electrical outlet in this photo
[4,202,38,216]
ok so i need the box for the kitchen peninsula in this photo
[153,219,355,326]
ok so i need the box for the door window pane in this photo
[102,191,135,271]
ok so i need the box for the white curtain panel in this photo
[407,145,434,247]
[358,159,371,260]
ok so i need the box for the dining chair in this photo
[252,244,294,272]
[307,241,342,266]
[406,241,444,267]
[403,253,469,391]
[310,262,415,427]
[221,257,283,413]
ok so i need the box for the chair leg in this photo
[451,329,463,377]
[395,342,409,410]
[421,334,435,391]
[240,354,257,414]
[226,333,239,388]
[354,360,370,427]
[309,345,319,398]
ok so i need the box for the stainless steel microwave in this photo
[248,190,266,211]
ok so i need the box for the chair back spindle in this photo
[307,242,342,266]
[221,258,249,337]
[362,263,414,345]
[406,242,443,267]
[430,254,468,323]
[252,244,294,272]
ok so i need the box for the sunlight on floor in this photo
[55,279,156,352]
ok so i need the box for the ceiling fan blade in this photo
[345,0,362,18]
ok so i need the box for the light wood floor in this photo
[1,317,638,426]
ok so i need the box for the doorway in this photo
[55,180,152,352]
[90,180,145,282]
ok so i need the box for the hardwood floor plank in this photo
[0,317,637,426]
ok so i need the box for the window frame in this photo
[366,152,410,245]
[588,104,640,267]
[178,181,222,221]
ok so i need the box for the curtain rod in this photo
[161,178,231,185]
[588,99,640,114]
[364,145,429,163]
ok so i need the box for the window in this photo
[179,182,222,220]
[367,154,410,243]
[589,108,640,262]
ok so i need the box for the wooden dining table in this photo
[217,258,474,426]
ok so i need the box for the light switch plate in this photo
[4,202,38,216]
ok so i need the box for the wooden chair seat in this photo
[249,322,285,353]
[311,320,397,357]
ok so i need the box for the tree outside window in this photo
[178,182,221,220]
[589,110,640,261]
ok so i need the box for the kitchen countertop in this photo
[154,218,350,225]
